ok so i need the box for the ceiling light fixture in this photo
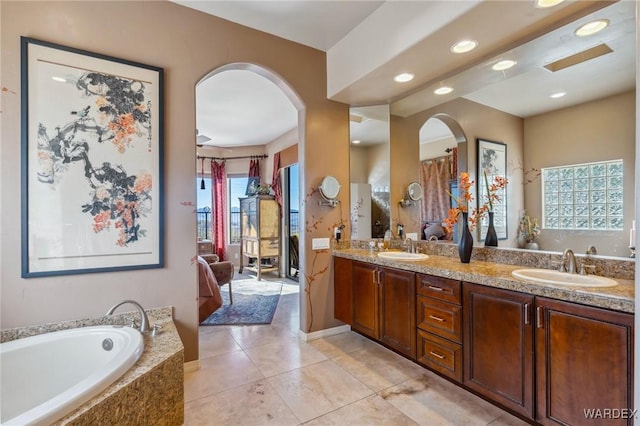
[434,87,453,95]
[492,60,517,71]
[451,40,478,54]
[352,140,361,144]
[550,91,566,98]
[575,19,609,37]
[394,73,414,83]
[534,0,564,8]
[51,76,66,83]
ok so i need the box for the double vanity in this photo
[333,243,634,425]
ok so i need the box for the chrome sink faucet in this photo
[404,238,416,253]
[561,248,577,274]
[105,299,150,333]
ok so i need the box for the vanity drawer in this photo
[416,274,461,304]
[417,296,462,343]
[417,330,462,382]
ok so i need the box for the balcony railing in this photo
[198,208,299,243]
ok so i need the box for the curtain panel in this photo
[211,160,227,260]
[419,156,451,224]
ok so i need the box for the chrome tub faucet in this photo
[105,300,151,333]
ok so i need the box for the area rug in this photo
[201,278,283,325]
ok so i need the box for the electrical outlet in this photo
[312,238,330,250]
[407,232,418,241]
[234,253,239,259]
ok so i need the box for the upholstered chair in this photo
[200,254,234,304]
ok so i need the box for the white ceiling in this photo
[176,0,636,148]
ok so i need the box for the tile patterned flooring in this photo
[185,277,529,425]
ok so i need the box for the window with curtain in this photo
[228,175,248,244]
[196,177,212,240]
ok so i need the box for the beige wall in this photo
[1,0,349,361]
[524,90,635,256]
[391,98,524,244]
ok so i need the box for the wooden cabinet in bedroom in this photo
[239,195,280,280]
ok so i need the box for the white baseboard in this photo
[183,360,200,373]
[298,324,351,342]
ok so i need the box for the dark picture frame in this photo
[477,138,507,240]
[21,37,164,277]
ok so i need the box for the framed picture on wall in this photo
[21,37,164,277]
[477,138,507,240]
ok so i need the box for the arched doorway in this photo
[418,114,468,241]
[195,63,304,340]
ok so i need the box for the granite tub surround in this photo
[334,247,634,314]
[1,306,184,425]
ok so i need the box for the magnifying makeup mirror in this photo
[319,176,341,207]
[399,181,423,207]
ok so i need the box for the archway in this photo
[195,63,305,340]
[418,114,468,240]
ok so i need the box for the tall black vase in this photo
[458,212,473,263]
[484,212,498,247]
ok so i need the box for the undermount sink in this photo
[377,251,429,261]
[511,269,618,288]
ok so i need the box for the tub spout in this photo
[105,300,150,333]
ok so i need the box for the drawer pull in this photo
[429,351,446,359]
[428,285,444,292]
[428,315,445,322]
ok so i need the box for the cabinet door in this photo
[352,261,379,339]
[379,267,416,358]
[463,283,534,418]
[535,297,634,426]
[333,257,352,324]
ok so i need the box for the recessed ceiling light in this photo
[394,73,414,83]
[535,0,564,8]
[492,60,517,71]
[352,140,361,144]
[451,40,478,54]
[575,19,609,37]
[434,87,454,95]
[51,76,66,83]
[550,91,566,98]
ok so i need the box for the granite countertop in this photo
[334,249,635,314]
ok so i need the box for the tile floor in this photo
[184,275,529,425]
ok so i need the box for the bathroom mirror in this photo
[349,105,390,239]
[318,175,340,206]
[387,0,635,258]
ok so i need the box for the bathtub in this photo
[0,325,144,425]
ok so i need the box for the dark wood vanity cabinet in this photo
[463,284,634,424]
[351,261,380,339]
[333,256,352,324]
[535,297,634,426]
[463,283,535,418]
[333,256,634,425]
[338,260,416,358]
[416,274,463,382]
[379,266,416,358]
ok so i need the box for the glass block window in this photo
[542,160,623,230]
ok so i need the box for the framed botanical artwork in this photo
[21,37,164,277]
[477,138,507,240]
